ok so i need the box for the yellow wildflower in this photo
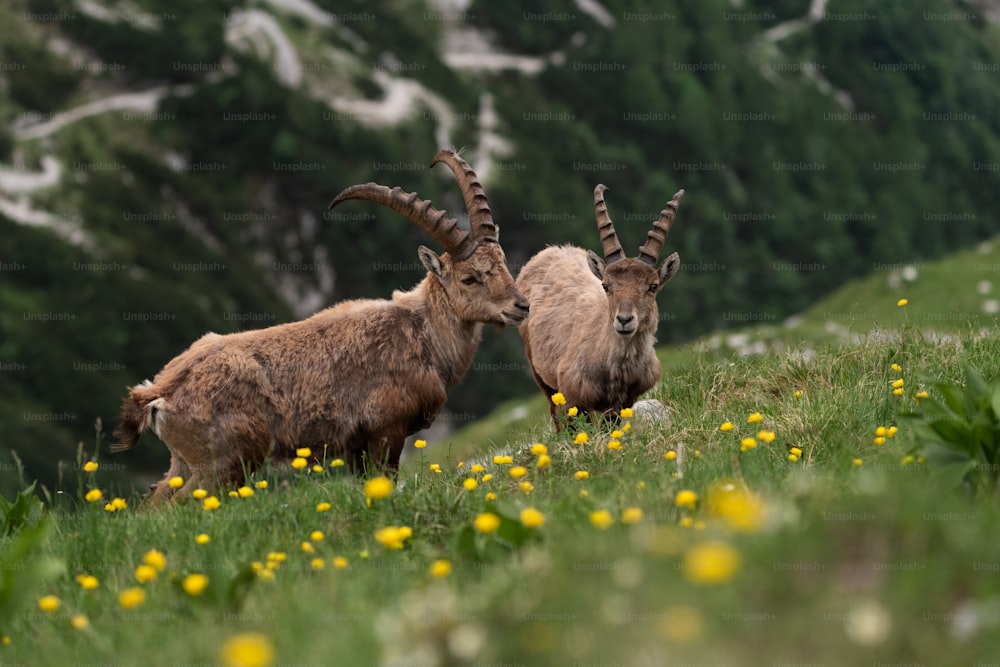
[118,588,145,610]
[897,298,908,307]
[182,574,209,596]
[168,476,184,489]
[893,388,905,397]
[684,541,740,584]
[520,507,545,528]
[196,534,210,545]
[481,473,493,482]
[301,542,315,554]
[76,574,99,590]
[192,489,208,500]
[493,455,513,465]
[611,429,624,439]
[144,549,166,572]
[135,565,157,583]
[374,526,412,550]
[71,615,89,630]
[37,595,60,613]
[664,450,676,460]
[330,459,345,468]
[891,363,902,372]
[485,492,497,501]
[364,476,393,500]
[228,491,239,498]
[310,531,324,542]
[788,454,799,462]
[915,390,929,399]
[220,633,275,667]
[620,408,634,419]
[536,454,551,469]
[316,502,331,512]
[675,490,698,509]
[756,430,776,444]
[740,437,757,451]
[621,507,643,525]
[530,443,548,456]
[789,447,802,456]
[573,432,589,445]
[887,426,898,438]
[414,439,427,449]
[85,489,102,503]
[874,436,886,446]
[719,421,735,432]
[474,513,500,533]
[333,557,349,569]
[853,458,863,467]
[291,457,307,470]
[608,440,623,451]
[590,510,614,530]
[203,496,221,511]
[706,482,765,532]
[519,481,534,494]
[509,466,528,479]
[310,558,325,571]
[568,407,579,417]
[463,478,478,491]
[891,379,904,389]
[429,559,452,579]
[296,447,312,458]
[575,470,590,480]
[747,412,763,423]
[83,461,98,473]
[429,463,441,473]
[794,390,803,399]
[255,480,268,490]
[551,393,567,406]
[237,486,254,498]
[471,464,485,473]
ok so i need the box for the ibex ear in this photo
[418,246,447,280]
[657,252,680,292]
[585,250,606,280]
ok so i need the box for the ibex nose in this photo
[515,300,530,315]
[616,314,634,326]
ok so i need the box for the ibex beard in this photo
[113,150,528,504]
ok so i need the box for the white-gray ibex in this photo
[114,150,529,503]
[516,184,683,427]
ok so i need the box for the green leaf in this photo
[964,365,990,415]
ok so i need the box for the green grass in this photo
[3,312,1000,665]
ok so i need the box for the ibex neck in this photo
[395,275,482,386]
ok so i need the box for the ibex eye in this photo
[461,276,480,286]
[649,283,659,293]
[602,283,610,292]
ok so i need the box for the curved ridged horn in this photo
[429,149,498,244]
[637,189,684,266]
[593,184,625,265]
[329,183,473,258]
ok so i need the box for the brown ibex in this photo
[113,150,529,503]
[516,184,683,427]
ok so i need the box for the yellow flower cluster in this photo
[374,526,412,550]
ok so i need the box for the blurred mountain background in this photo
[1,0,999,495]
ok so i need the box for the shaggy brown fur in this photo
[114,150,528,503]
[516,185,683,427]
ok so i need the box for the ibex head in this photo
[329,150,528,327]
[585,184,682,337]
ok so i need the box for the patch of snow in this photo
[225,9,303,88]
[76,0,162,30]
[473,93,513,185]
[977,280,992,295]
[983,299,999,315]
[442,51,549,74]
[260,0,334,27]
[574,0,616,29]
[0,195,89,247]
[0,157,61,194]
[323,70,456,148]
[12,86,192,141]
[977,241,993,254]
[901,264,918,281]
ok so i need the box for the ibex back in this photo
[114,150,528,503]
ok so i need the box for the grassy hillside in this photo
[4,0,1000,495]
[2,310,999,665]
[437,235,1000,458]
